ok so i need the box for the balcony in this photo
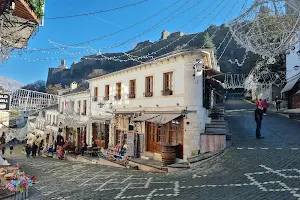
[144,92,153,97]
[128,93,136,99]
[93,96,98,102]
[13,0,44,24]
[103,96,109,101]
[162,89,173,96]
[114,95,121,100]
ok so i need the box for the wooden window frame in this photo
[162,72,173,96]
[82,100,87,116]
[115,82,122,100]
[129,79,136,98]
[104,85,110,101]
[77,101,81,115]
[93,87,98,101]
[144,76,153,97]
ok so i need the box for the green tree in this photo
[22,80,46,92]
[203,32,216,52]
[45,84,63,95]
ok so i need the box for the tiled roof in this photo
[62,82,89,95]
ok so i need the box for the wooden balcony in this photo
[14,0,40,24]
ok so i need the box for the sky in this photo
[1,0,253,84]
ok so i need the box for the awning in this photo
[281,73,300,93]
[132,114,159,121]
[91,115,113,122]
[146,114,182,124]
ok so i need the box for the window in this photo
[83,100,87,115]
[77,101,81,115]
[115,82,121,100]
[129,79,136,98]
[163,72,173,96]
[144,76,153,97]
[94,87,98,101]
[61,102,64,113]
[104,85,109,101]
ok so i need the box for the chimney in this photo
[70,81,78,90]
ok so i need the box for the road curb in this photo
[189,148,229,168]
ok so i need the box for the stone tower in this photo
[161,30,170,40]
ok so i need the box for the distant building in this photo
[282,30,300,109]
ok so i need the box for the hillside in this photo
[0,76,23,92]
[46,24,260,87]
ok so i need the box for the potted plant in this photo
[163,88,172,95]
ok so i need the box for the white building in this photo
[283,30,300,109]
[88,50,218,162]
[57,82,91,148]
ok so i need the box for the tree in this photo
[203,32,216,52]
[22,80,46,92]
[88,69,105,79]
[45,84,63,95]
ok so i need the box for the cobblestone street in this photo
[7,100,300,200]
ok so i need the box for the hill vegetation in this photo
[46,24,260,87]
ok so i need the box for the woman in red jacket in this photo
[262,99,269,115]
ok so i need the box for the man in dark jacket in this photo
[255,104,264,139]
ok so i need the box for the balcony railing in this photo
[93,96,98,101]
[128,93,136,99]
[162,89,173,96]
[103,96,109,101]
[114,95,121,100]
[144,92,153,97]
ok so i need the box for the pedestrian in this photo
[9,145,13,154]
[275,96,281,111]
[25,144,31,159]
[255,99,263,108]
[255,104,264,139]
[262,99,269,115]
[79,140,88,156]
[1,145,5,155]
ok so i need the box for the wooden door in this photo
[146,122,161,153]
[105,124,109,149]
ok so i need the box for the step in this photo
[204,128,226,135]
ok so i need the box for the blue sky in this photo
[1,0,253,84]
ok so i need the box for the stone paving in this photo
[5,99,300,200]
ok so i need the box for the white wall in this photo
[89,53,205,114]
[286,31,300,81]
[89,51,208,160]
[0,111,9,128]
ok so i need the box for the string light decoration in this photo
[228,0,300,64]
[244,60,286,91]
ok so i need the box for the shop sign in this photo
[0,94,10,111]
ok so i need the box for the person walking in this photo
[25,144,31,159]
[1,145,6,155]
[256,99,263,108]
[255,104,264,139]
[262,99,269,115]
[9,145,13,154]
[275,96,281,111]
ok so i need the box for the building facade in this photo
[283,30,300,109]
[88,50,217,162]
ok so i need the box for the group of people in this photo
[25,143,43,158]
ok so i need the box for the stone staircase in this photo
[200,105,231,153]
